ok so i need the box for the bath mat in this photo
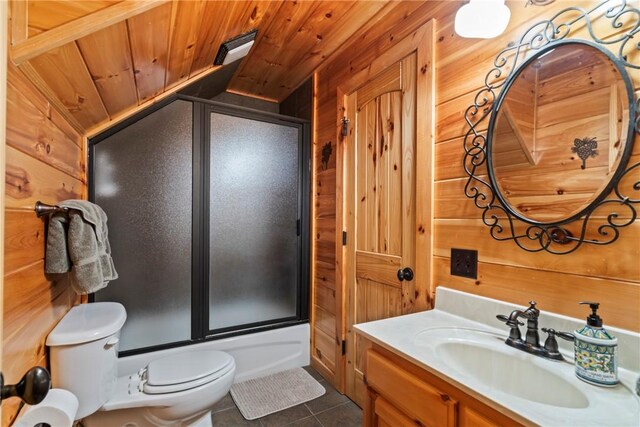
[230,368,325,420]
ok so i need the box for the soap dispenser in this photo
[574,302,618,387]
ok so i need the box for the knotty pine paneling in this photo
[127,2,172,103]
[27,42,110,129]
[232,1,388,101]
[4,210,44,274]
[312,0,640,388]
[310,0,458,387]
[6,65,81,145]
[6,146,84,208]
[6,79,84,180]
[3,65,85,426]
[433,256,639,332]
[190,1,276,79]
[76,21,138,117]
[27,1,119,35]
[17,1,397,133]
[164,0,206,90]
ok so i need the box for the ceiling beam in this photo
[10,0,170,64]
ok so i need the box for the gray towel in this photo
[45,213,71,274]
[45,200,118,295]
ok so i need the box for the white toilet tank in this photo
[47,303,127,419]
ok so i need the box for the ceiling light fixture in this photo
[454,0,511,39]
[213,29,258,66]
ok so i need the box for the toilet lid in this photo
[144,350,233,394]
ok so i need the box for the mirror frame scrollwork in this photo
[463,0,640,255]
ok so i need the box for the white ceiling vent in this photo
[214,29,258,66]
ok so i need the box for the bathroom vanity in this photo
[362,345,521,426]
[355,288,640,427]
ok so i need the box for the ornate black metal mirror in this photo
[463,0,639,254]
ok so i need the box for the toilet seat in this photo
[141,350,233,395]
[100,353,236,412]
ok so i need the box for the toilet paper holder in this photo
[0,367,51,405]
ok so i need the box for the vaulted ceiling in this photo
[8,0,399,135]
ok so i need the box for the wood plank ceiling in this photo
[9,0,392,134]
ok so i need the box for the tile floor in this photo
[210,366,362,427]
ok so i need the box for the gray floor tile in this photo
[302,365,325,382]
[304,385,349,414]
[259,404,313,427]
[211,393,236,413]
[209,367,361,427]
[286,416,323,427]
[314,401,362,427]
[211,407,261,426]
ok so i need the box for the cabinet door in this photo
[459,406,501,427]
[366,350,457,427]
[374,396,419,427]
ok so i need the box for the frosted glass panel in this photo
[209,113,299,330]
[94,100,193,351]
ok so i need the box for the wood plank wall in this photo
[3,63,85,426]
[312,0,640,387]
[280,79,313,121]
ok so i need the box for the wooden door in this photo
[343,52,423,404]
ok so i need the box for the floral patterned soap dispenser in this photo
[574,302,618,387]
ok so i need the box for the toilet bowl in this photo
[83,351,235,427]
[47,303,236,426]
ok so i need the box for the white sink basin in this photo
[437,341,589,408]
[413,327,588,408]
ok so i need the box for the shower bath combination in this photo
[90,97,311,357]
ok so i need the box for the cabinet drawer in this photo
[366,350,457,427]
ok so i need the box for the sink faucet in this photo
[497,301,573,361]
[508,301,540,347]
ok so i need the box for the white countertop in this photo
[354,287,640,427]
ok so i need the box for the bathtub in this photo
[117,323,310,382]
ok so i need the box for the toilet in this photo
[46,302,236,427]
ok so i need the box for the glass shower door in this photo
[93,100,194,351]
[208,111,301,331]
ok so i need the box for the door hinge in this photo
[342,231,347,246]
[341,117,349,138]
[341,340,346,355]
[297,219,301,236]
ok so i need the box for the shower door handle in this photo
[397,267,414,282]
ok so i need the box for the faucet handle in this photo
[542,329,560,354]
[496,314,524,327]
[542,328,574,342]
[542,328,574,354]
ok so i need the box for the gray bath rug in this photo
[230,368,326,420]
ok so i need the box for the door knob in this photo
[0,367,51,405]
[397,267,414,282]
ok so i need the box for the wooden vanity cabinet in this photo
[362,344,526,427]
